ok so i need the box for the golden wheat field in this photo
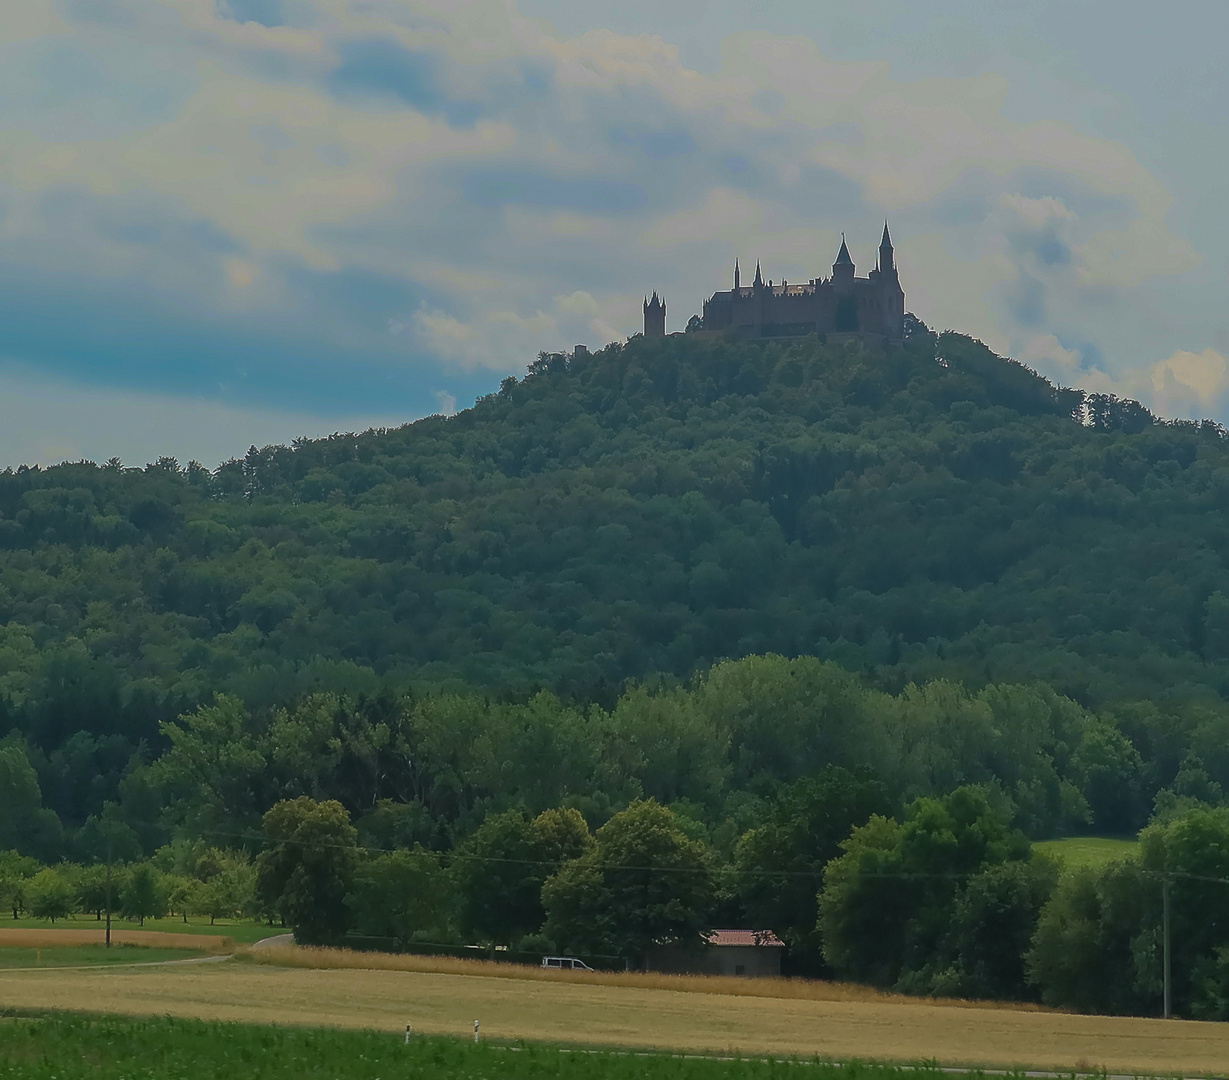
[3,957,1228,1075]
[240,944,1047,1010]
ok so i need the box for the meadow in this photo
[0,1014,962,1080]
[1032,836,1140,869]
[3,958,1228,1074]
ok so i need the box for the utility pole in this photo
[1162,874,1171,1019]
[105,840,113,950]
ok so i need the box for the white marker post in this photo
[404,1023,412,1045]
[473,1019,479,1043]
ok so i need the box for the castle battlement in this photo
[643,225,904,343]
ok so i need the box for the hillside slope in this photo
[1,329,1227,751]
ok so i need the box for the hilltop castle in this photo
[644,225,905,344]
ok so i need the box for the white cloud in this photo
[1020,333,1082,373]
[0,364,411,469]
[0,0,1214,424]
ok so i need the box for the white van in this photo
[540,956,593,971]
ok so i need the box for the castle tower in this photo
[879,221,895,277]
[643,292,666,337]
[753,260,763,289]
[832,235,854,287]
[734,260,740,290]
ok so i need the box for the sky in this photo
[1,0,1227,467]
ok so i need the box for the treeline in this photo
[5,655,1229,1015]
[10,654,1229,868]
[8,788,1229,1020]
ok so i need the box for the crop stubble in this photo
[1,961,1227,1075]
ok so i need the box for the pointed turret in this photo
[734,259,740,290]
[832,234,854,285]
[879,220,895,274]
[753,260,763,288]
[643,291,666,337]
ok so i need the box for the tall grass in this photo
[240,944,1050,1011]
[0,1013,982,1080]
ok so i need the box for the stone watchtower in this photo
[643,292,666,337]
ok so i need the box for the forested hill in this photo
[2,328,1228,751]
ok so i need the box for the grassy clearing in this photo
[2,960,1227,1074]
[1033,836,1139,869]
[0,1014,940,1080]
[0,915,275,943]
[0,945,208,969]
[238,943,1041,1010]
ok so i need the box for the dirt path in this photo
[1,962,1226,1076]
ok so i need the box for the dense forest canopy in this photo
[8,327,1229,1015]
[2,329,1227,735]
[4,329,1229,836]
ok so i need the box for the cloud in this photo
[408,289,617,370]
[0,363,412,469]
[0,0,1214,440]
[1019,333,1082,373]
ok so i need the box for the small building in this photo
[647,929,785,978]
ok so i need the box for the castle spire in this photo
[753,260,763,288]
[834,234,853,266]
[734,259,740,290]
[832,234,854,285]
[879,220,895,273]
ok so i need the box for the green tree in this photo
[819,786,1030,991]
[193,859,256,924]
[165,875,199,923]
[451,809,543,947]
[121,864,167,925]
[1140,806,1229,1017]
[531,807,594,865]
[451,806,592,948]
[542,800,713,966]
[0,744,63,861]
[348,848,449,942]
[75,863,116,920]
[1026,860,1157,1015]
[951,857,1058,1000]
[1070,722,1147,834]
[735,766,893,966]
[25,867,75,922]
[255,797,358,945]
[0,850,39,918]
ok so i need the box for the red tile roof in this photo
[704,929,785,948]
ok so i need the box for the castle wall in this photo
[697,233,904,343]
[702,275,902,342]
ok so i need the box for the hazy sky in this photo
[1,0,1226,467]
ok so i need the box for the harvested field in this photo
[0,929,232,952]
[1,961,1226,1075]
[239,944,1043,1010]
